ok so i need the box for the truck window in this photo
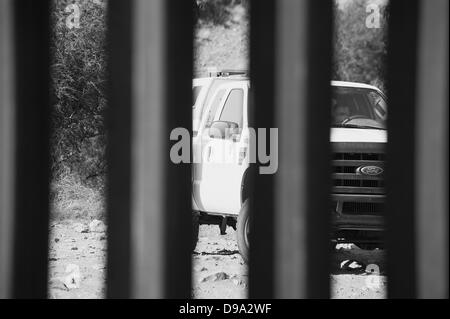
[368,91,388,120]
[192,86,202,107]
[331,87,387,128]
[205,89,226,128]
[219,89,244,128]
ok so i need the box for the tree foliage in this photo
[194,0,248,25]
[333,0,389,91]
[51,0,107,187]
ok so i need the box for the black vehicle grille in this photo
[342,202,385,215]
[331,146,386,217]
[332,152,385,194]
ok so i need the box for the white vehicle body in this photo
[192,76,250,216]
[192,77,388,219]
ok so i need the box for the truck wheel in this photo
[237,200,250,263]
[192,214,199,251]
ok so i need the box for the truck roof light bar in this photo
[207,67,248,77]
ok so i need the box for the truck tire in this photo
[192,214,199,251]
[237,200,250,263]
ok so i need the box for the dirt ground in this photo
[48,221,107,299]
[48,222,386,299]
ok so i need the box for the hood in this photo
[330,127,387,143]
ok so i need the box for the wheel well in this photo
[241,168,251,204]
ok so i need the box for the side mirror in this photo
[209,121,239,139]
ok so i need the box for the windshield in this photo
[331,86,387,129]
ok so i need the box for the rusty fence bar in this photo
[250,0,332,298]
[414,0,448,298]
[107,0,193,298]
[0,0,52,298]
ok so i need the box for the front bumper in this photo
[331,193,385,232]
[332,214,384,232]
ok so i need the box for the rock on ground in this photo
[49,222,386,299]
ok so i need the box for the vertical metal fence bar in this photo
[249,0,276,299]
[250,0,332,298]
[162,0,193,299]
[106,0,132,298]
[274,0,306,298]
[386,0,419,298]
[415,0,448,299]
[303,1,333,298]
[0,0,15,299]
[11,0,51,298]
[107,0,192,298]
[130,0,164,298]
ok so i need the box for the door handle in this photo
[238,147,247,165]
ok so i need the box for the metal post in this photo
[0,0,15,299]
[107,0,193,298]
[415,0,448,299]
[250,0,332,298]
[11,0,51,298]
[386,0,419,299]
[249,0,276,299]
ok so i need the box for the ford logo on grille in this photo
[357,165,384,176]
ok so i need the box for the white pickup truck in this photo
[192,70,388,262]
